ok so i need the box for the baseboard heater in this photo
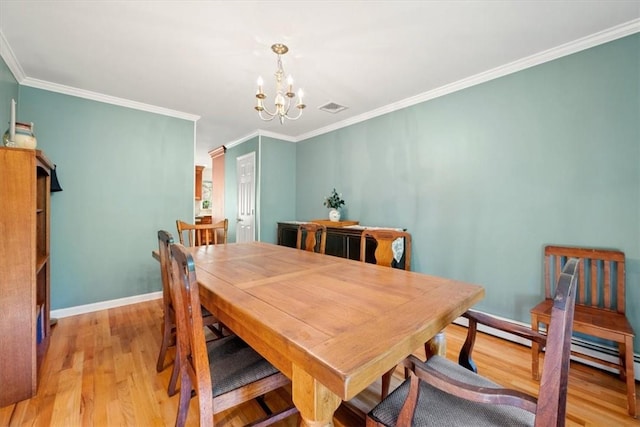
[453,315,640,381]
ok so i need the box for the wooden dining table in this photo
[180,241,484,426]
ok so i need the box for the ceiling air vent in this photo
[318,102,348,114]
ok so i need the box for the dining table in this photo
[171,241,484,426]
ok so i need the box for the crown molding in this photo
[208,145,226,158]
[257,129,297,142]
[223,128,296,150]
[0,30,26,82]
[224,130,259,149]
[1,27,199,122]
[3,19,638,146]
[296,18,640,142]
[20,77,200,122]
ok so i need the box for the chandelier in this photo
[255,43,305,124]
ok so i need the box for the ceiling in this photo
[1,1,639,165]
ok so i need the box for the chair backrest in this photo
[170,243,214,426]
[176,219,228,247]
[296,223,327,254]
[535,257,579,426]
[157,230,175,310]
[544,245,625,314]
[360,229,411,270]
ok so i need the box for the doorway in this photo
[235,152,255,243]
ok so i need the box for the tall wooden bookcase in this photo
[0,147,53,406]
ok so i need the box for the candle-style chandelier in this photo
[255,43,305,124]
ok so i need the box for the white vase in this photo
[329,208,341,222]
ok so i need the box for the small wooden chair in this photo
[296,223,327,254]
[155,230,225,396]
[367,258,580,427]
[176,218,228,246]
[530,245,636,417]
[169,243,298,427]
[360,229,413,399]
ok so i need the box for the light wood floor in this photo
[1,299,638,426]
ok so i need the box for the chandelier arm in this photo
[282,96,293,116]
[283,107,304,121]
[259,104,277,117]
[258,110,276,122]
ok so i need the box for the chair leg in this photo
[381,367,395,400]
[175,365,191,427]
[424,331,446,360]
[168,343,181,396]
[205,322,225,339]
[623,336,637,417]
[156,308,173,372]
[531,316,541,381]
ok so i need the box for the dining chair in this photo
[296,223,327,254]
[176,218,228,246]
[367,257,580,427]
[169,242,298,427]
[360,229,411,270]
[156,230,225,396]
[530,245,635,417]
[360,229,412,399]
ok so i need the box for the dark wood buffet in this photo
[276,221,408,268]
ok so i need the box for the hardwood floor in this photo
[0,299,637,426]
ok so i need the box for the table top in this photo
[189,241,485,402]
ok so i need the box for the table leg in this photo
[425,330,446,359]
[292,364,342,427]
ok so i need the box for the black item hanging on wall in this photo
[50,165,63,192]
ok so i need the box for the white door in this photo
[236,152,256,243]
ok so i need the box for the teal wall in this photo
[224,137,259,242]
[295,34,640,352]
[19,87,193,309]
[259,137,297,243]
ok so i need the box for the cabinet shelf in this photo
[36,254,49,274]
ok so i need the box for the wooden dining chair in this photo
[367,258,580,427]
[169,242,298,427]
[176,218,228,246]
[155,230,225,396]
[360,229,413,399]
[530,245,636,417]
[360,229,411,270]
[296,223,327,254]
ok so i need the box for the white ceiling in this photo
[1,1,639,165]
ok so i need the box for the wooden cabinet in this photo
[277,221,409,268]
[0,147,53,406]
[195,165,204,200]
[277,221,367,261]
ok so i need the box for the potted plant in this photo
[324,188,345,222]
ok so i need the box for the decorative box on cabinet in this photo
[0,147,54,406]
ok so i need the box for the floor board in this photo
[0,299,637,426]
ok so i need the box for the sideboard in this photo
[276,221,408,268]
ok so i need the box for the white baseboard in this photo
[50,291,162,319]
[453,315,640,381]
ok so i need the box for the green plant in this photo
[323,188,345,209]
